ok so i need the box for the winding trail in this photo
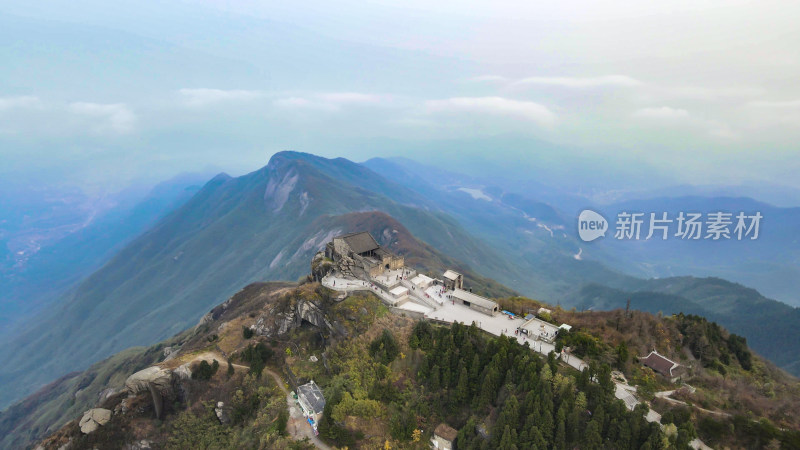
[655,390,731,418]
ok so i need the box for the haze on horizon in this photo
[1,0,799,200]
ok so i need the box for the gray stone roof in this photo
[452,289,497,310]
[297,381,326,415]
[337,231,380,255]
[434,423,458,442]
[443,270,461,280]
[641,351,680,377]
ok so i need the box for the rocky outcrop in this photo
[311,251,334,282]
[297,299,330,329]
[114,398,130,415]
[173,363,192,380]
[123,440,154,450]
[195,292,239,329]
[79,408,111,434]
[162,346,178,361]
[336,254,363,278]
[97,388,118,404]
[250,294,338,338]
[125,367,172,395]
[195,312,214,328]
[214,401,230,424]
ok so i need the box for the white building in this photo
[390,286,409,298]
[410,273,434,289]
[296,380,326,431]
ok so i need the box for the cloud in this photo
[632,106,690,120]
[706,121,738,140]
[273,92,388,112]
[465,75,509,83]
[317,92,384,104]
[179,88,264,106]
[272,97,339,112]
[632,106,738,140]
[746,99,800,109]
[655,85,765,101]
[0,96,42,111]
[512,75,643,89]
[68,102,136,133]
[424,96,556,127]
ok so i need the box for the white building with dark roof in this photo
[296,380,326,431]
[431,423,458,449]
[640,350,685,382]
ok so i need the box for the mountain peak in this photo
[266,151,323,168]
[209,172,232,183]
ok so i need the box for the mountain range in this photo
[0,174,206,335]
[364,156,800,377]
[1,150,799,415]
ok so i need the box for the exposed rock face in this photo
[297,299,330,329]
[195,312,214,328]
[97,388,118,403]
[173,363,192,380]
[214,401,230,424]
[79,408,111,434]
[264,166,299,212]
[250,295,335,338]
[123,440,154,450]
[125,367,172,395]
[162,346,178,361]
[149,382,165,420]
[311,251,334,282]
[114,398,130,415]
[336,254,362,278]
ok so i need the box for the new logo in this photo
[578,209,608,242]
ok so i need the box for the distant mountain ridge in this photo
[0,151,515,409]
[0,174,205,335]
[588,195,800,307]
[362,157,800,376]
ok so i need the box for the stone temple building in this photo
[325,231,404,278]
[442,270,463,291]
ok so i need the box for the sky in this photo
[1,0,799,197]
